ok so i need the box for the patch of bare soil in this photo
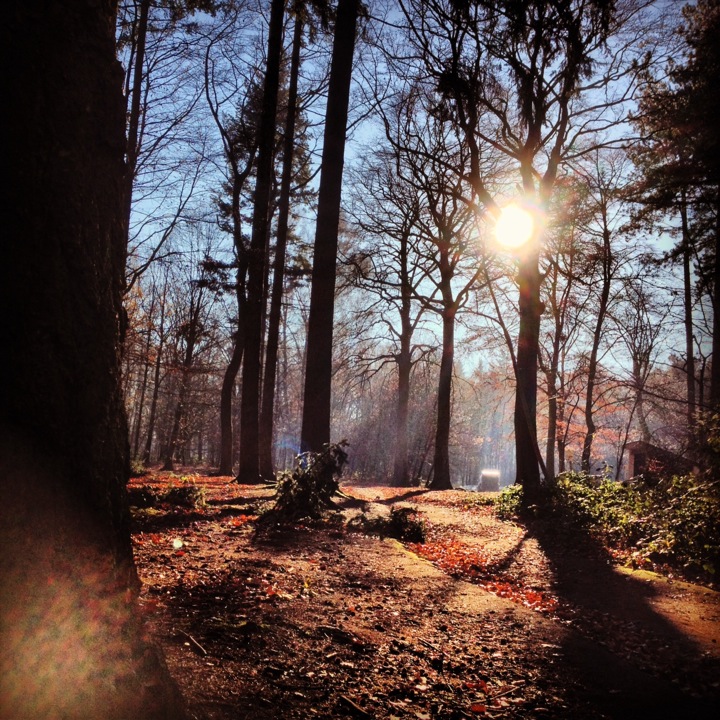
[129,476,720,720]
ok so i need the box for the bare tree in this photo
[201,6,262,475]
[347,143,429,486]
[394,0,653,498]
[117,0,212,292]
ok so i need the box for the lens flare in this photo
[494,204,535,249]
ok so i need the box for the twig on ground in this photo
[179,629,208,656]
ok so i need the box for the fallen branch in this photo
[490,679,526,700]
[179,629,208,657]
[338,694,372,718]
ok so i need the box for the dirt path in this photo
[130,477,720,719]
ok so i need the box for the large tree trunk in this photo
[237,0,285,483]
[259,13,304,479]
[301,0,360,452]
[429,305,455,490]
[1,2,183,718]
[514,247,543,498]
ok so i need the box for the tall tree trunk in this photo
[581,224,612,472]
[635,385,651,443]
[556,364,569,473]
[393,333,412,486]
[710,185,720,409]
[544,265,562,481]
[259,13,304,479]
[131,339,151,459]
[392,230,414,487]
[217,256,247,475]
[162,293,202,471]
[429,305,455,490]
[301,0,360,452]
[218,328,244,475]
[2,2,183,717]
[205,15,258,480]
[132,291,157,458]
[142,300,166,465]
[545,365,558,481]
[123,0,149,245]
[514,246,543,498]
[237,0,285,483]
[680,191,697,429]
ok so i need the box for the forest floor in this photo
[129,473,720,720]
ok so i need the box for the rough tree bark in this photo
[1,2,184,718]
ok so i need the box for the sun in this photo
[494,203,535,249]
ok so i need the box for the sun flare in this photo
[494,204,535,249]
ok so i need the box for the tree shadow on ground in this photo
[525,514,720,719]
[130,501,262,534]
[357,489,429,505]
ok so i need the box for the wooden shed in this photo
[626,441,697,483]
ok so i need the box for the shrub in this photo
[494,473,719,580]
[551,472,647,545]
[638,474,720,577]
[348,505,427,542]
[494,484,524,520]
[551,472,719,580]
[163,483,205,508]
[130,458,148,477]
[386,506,427,542]
[127,481,206,509]
[696,411,720,476]
[127,485,157,509]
